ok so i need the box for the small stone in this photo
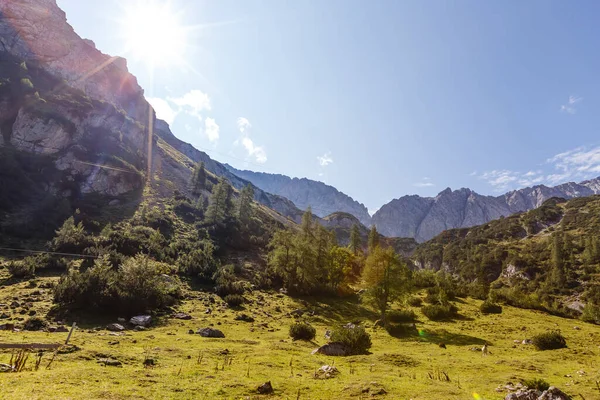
[197,327,225,338]
[134,325,146,331]
[257,381,274,394]
[106,323,125,332]
[173,312,192,320]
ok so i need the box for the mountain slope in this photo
[373,178,600,242]
[225,165,372,226]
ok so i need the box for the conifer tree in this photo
[368,225,379,253]
[349,224,361,255]
[238,184,255,225]
[206,177,234,224]
[191,161,206,196]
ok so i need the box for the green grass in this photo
[0,272,599,399]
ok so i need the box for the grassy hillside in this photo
[0,273,598,400]
[413,196,600,319]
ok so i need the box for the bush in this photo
[289,322,316,341]
[214,265,245,297]
[330,326,372,355]
[54,254,181,315]
[224,294,245,307]
[7,260,35,278]
[24,317,47,331]
[421,303,458,321]
[387,309,416,323]
[522,378,550,391]
[407,297,423,307]
[385,323,417,337]
[531,331,567,350]
[480,300,503,314]
[176,241,218,282]
[581,303,600,325]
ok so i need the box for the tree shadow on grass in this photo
[298,295,379,324]
[414,328,489,346]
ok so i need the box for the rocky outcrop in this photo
[224,165,372,227]
[0,0,146,121]
[373,178,600,242]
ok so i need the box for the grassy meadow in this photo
[0,271,599,400]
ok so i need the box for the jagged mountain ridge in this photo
[372,178,600,242]
[224,165,372,227]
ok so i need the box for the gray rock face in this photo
[224,165,372,227]
[0,0,146,122]
[373,178,600,242]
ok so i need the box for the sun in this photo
[120,1,188,68]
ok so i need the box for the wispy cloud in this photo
[414,177,435,188]
[317,152,334,167]
[547,145,600,182]
[234,117,267,164]
[204,117,220,143]
[560,95,582,114]
[478,145,600,192]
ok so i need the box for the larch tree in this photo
[368,225,379,253]
[362,246,412,322]
[349,224,362,255]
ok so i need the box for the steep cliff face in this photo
[224,166,372,227]
[373,178,600,242]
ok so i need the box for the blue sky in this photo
[57,0,600,214]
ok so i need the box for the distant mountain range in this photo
[225,164,600,242]
[224,165,372,226]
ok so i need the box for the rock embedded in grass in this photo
[172,312,192,320]
[106,323,125,332]
[129,315,151,327]
[197,327,225,338]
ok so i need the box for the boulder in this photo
[538,387,571,400]
[505,390,540,400]
[173,312,192,320]
[257,381,274,394]
[130,315,151,327]
[311,342,348,356]
[197,328,225,338]
[106,323,125,332]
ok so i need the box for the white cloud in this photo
[469,171,478,176]
[547,145,600,182]
[148,97,177,125]
[414,182,435,188]
[478,145,600,191]
[560,95,582,114]
[168,90,211,117]
[237,117,251,133]
[317,152,334,167]
[204,117,220,143]
[368,208,380,216]
[241,137,267,163]
[414,177,434,187]
[234,117,267,164]
[479,170,520,191]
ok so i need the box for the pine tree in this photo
[191,162,206,196]
[349,224,361,255]
[301,207,313,237]
[368,225,379,253]
[238,184,254,225]
[206,177,234,224]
